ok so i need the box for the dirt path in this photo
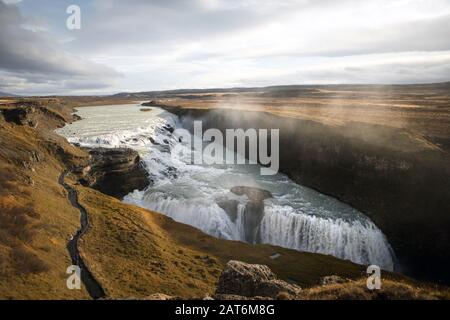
[59,172,106,299]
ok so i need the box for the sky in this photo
[1,0,450,95]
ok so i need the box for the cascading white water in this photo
[137,192,239,240]
[236,203,247,240]
[57,103,395,271]
[260,203,394,270]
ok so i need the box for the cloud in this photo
[71,0,450,90]
[1,0,450,94]
[66,0,450,56]
[240,51,450,86]
[0,1,121,95]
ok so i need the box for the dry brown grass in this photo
[0,107,90,299]
[0,168,49,277]
[0,164,89,299]
[152,86,450,151]
[298,278,450,300]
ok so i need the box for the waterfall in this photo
[236,203,247,240]
[260,203,395,270]
[58,104,396,272]
[128,191,239,240]
[128,188,395,270]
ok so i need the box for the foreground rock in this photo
[214,260,302,299]
[79,147,149,199]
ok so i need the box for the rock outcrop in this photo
[80,147,150,199]
[216,198,240,222]
[141,100,162,107]
[230,186,272,201]
[230,186,272,243]
[1,106,38,127]
[214,260,301,299]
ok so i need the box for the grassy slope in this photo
[298,278,450,300]
[0,104,90,299]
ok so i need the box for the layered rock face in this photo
[217,186,273,243]
[0,100,78,130]
[80,147,150,199]
[1,106,38,127]
[230,186,272,243]
[214,260,302,299]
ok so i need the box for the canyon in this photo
[141,83,450,284]
[1,85,449,299]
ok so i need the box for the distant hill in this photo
[112,81,450,99]
[0,91,16,97]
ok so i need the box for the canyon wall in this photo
[164,106,450,284]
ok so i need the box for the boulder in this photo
[215,260,301,299]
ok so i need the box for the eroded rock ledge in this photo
[231,186,272,243]
[79,147,149,199]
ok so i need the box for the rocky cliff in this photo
[159,105,450,284]
[78,147,150,199]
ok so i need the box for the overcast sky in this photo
[1,0,450,95]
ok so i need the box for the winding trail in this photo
[59,172,106,300]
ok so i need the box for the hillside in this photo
[0,99,89,299]
[0,92,16,98]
